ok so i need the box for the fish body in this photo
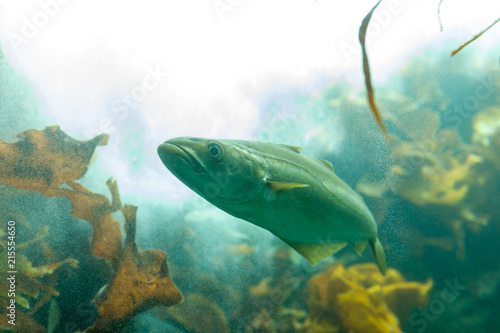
[157,137,386,274]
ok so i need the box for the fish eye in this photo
[207,141,224,162]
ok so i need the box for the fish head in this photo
[158,137,268,204]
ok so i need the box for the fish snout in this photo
[157,139,204,174]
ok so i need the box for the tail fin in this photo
[370,237,387,275]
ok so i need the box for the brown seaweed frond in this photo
[451,17,500,57]
[86,204,183,332]
[44,181,124,267]
[0,125,108,191]
[1,126,182,331]
[359,0,391,143]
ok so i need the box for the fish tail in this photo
[370,237,387,276]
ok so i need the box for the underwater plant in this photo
[472,106,500,170]
[86,204,183,332]
[0,125,108,191]
[0,222,77,332]
[331,46,500,271]
[356,1,498,140]
[0,126,183,331]
[305,263,433,333]
[358,0,391,142]
[450,17,500,57]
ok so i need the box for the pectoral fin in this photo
[288,242,348,265]
[266,180,310,191]
[353,241,368,255]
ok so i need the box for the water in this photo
[1,1,500,332]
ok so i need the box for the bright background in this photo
[0,0,498,199]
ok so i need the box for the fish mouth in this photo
[158,142,204,174]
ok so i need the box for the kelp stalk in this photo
[359,0,391,143]
[451,17,500,57]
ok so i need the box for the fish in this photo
[157,137,386,274]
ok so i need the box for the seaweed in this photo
[355,2,496,141]
[358,0,391,143]
[450,18,500,57]
[0,224,77,332]
[0,125,108,191]
[355,92,499,261]
[44,180,124,266]
[86,205,183,332]
[156,294,230,333]
[0,126,182,331]
[304,263,433,333]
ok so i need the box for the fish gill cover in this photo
[0,1,500,332]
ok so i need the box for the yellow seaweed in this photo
[382,279,433,322]
[306,263,433,333]
[473,106,500,169]
[337,285,401,333]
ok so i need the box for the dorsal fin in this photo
[315,158,334,171]
[280,144,302,154]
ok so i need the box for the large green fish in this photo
[157,137,386,274]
